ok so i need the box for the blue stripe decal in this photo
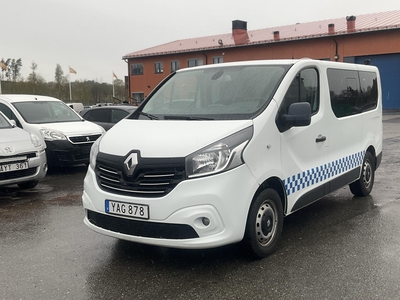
[282,151,365,196]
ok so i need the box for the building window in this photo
[171,61,180,72]
[188,59,203,68]
[154,62,163,74]
[131,93,145,105]
[131,64,143,75]
[213,57,223,64]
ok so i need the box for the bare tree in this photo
[27,61,45,94]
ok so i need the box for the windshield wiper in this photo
[139,112,159,120]
[163,115,214,120]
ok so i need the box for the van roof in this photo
[174,58,378,73]
[0,94,61,103]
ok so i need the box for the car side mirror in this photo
[282,102,311,127]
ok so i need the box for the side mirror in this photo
[282,102,311,127]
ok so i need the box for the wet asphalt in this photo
[0,113,399,300]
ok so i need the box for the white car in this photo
[0,111,47,189]
[0,94,105,168]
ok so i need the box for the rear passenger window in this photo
[328,69,377,118]
[359,71,378,112]
[84,109,109,122]
[328,69,359,117]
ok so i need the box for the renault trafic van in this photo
[82,59,382,258]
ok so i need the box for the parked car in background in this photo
[68,102,84,113]
[0,94,105,168]
[79,105,136,131]
[0,111,47,189]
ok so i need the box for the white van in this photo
[0,95,105,168]
[68,102,84,113]
[82,59,382,258]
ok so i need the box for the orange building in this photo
[123,10,400,109]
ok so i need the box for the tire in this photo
[349,151,375,197]
[17,181,39,190]
[243,188,283,259]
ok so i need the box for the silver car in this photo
[0,112,47,189]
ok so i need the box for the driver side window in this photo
[277,68,319,132]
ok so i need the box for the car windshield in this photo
[12,101,82,124]
[0,113,12,129]
[134,64,290,120]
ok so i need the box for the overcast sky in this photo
[1,0,399,83]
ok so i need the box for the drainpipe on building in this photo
[202,52,208,65]
[333,39,339,61]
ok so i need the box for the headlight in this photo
[30,133,43,148]
[90,135,103,170]
[39,128,66,141]
[186,126,253,178]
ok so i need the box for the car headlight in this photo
[90,135,103,170]
[30,133,43,148]
[186,126,253,178]
[39,128,66,141]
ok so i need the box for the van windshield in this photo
[13,101,82,124]
[134,65,290,120]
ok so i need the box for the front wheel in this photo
[349,151,375,197]
[243,189,283,259]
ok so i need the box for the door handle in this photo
[316,135,326,143]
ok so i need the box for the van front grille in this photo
[95,153,186,198]
[68,134,101,144]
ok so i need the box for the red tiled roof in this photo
[123,10,400,59]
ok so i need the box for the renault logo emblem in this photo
[124,153,138,176]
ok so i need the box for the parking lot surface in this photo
[1,113,399,299]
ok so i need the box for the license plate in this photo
[105,200,149,219]
[0,161,29,173]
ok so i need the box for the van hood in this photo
[0,127,39,155]
[38,120,103,136]
[99,119,253,157]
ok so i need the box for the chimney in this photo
[346,15,356,32]
[232,20,247,31]
[273,31,280,41]
[232,20,249,45]
[328,23,335,35]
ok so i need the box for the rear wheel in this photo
[349,151,375,197]
[243,188,283,259]
[17,181,39,190]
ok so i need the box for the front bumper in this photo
[82,164,259,249]
[45,140,93,167]
[0,149,47,187]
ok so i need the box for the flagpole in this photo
[0,64,3,94]
[68,66,77,102]
[112,75,115,98]
[69,72,72,102]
